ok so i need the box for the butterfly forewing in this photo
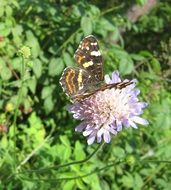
[74,35,103,82]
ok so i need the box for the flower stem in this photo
[142,160,171,164]
[19,159,121,182]
[13,57,25,171]
[11,142,105,176]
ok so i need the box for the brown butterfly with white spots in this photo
[60,35,132,102]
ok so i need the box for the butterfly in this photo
[60,35,132,102]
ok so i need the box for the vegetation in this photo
[0,0,171,189]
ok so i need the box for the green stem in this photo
[17,158,171,182]
[10,142,104,177]
[142,159,171,164]
[19,159,121,182]
[101,3,124,16]
[56,28,81,54]
[12,57,25,171]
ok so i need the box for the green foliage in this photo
[0,0,171,189]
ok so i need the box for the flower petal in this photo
[116,120,122,131]
[133,89,140,96]
[103,130,111,143]
[87,135,96,145]
[129,120,138,129]
[83,129,93,136]
[122,118,129,127]
[132,116,149,126]
[75,122,87,132]
[97,129,103,143]
[106,125,117,135]
[111,71,121,83]
[97,128,104,138]
[104,75,111,84]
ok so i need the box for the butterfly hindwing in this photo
[59,67,91,99]
[74,35,103,82]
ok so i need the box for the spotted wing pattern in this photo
[60,35,132,102]
[74,35,103,82]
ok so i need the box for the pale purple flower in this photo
[67,71,148,145]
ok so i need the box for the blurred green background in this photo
[0,0,171,189]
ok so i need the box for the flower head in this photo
[18,46,31,59]
[68,71,148,145]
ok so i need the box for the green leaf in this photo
[150,58,161,73]
[60,135,71,147]
[27,76,37,94]
[11,57,22,71]
[23,98,31,111]
[33,59,42,78]
[11,1,20,8]
[74,140,86,160]
[63,181,75,190]
[63,147,72,160]
[41,86,53,99]
[0,66,12,80]
[0,23,11,36]
[89,5,100,16]
[28,112,42,129]
[112,147,125,159]
[94,18,115,37]
[90,174,102,190]
[5,5,13,17]
[26,30,40,58]
[72,5,82,18]
[76,179,87,190]
[0,58,5,69]
[44,95,54,113]
[121,174,134,188]
[136,0,147,5]
[81,16,93,36]
[119,57,134,75]
[54,137,72,160]
[12,25,23,41]
[135,173,143,188]
[130,54,146,61]
[52,144,63,159]
[125,143,133,153]
[139,50,153,58]
[48,58,64,76]
[0,5,4,17]
[108,46,134,75]
[63,52,74,67]
[27,112,45,145]
[21,86,28,98]
[101,180,110,190]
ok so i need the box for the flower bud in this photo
[126,155,136,166]
[5,102,14,112]
[18,46,31,59]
